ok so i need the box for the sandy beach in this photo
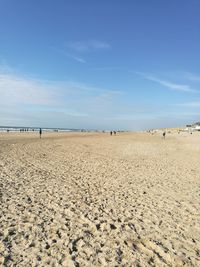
[0,131,200,266]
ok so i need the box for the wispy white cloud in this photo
[65,53,86,63]
[52,40,110,64]
[67,40,111,52]
[72,56,86,63]
[0,70,122,128]
[94,66,122,71]
[177,101,200,107]
[51,46,86,63]
[0,68,122,116]
[0,73,60,106]
[2,66,200,130]
[185,72,200,82]
[135,71,197,92]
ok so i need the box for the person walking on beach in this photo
[110,131,113,136]
[163,131,166,139]
[39,128,42,138]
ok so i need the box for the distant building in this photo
[186,122,200,132]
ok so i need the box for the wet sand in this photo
[0,131,200,266]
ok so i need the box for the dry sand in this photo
[0,131,200,266]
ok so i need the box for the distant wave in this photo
[0,126,81,133]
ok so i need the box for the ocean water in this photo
[0,126,81,133]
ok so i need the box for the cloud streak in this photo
[0,73,60,106]
[0,69,122,115]
[135,72,197,92]
[185,72,200,82]
[177,101,200,107]
[52,40,110,64]
[65,53,86,63]
[0,70,126,128]
[1,66,199,130]
[67,40,111,52]
[51,46,86,63]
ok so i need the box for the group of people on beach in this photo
[110,131,117,136]
[19,128,34,132]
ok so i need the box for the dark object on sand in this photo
[39,128,42,138]
[163,132,166,139]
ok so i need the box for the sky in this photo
[0,0,200,130]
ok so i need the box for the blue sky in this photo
[0,0,200,130]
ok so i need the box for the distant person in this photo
[114,131,116,135]
[39,128,42,138]
[110,131,113,136]
[163,131,166,139]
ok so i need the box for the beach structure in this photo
[185,122,200,132]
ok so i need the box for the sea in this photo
[0,126,84,133]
